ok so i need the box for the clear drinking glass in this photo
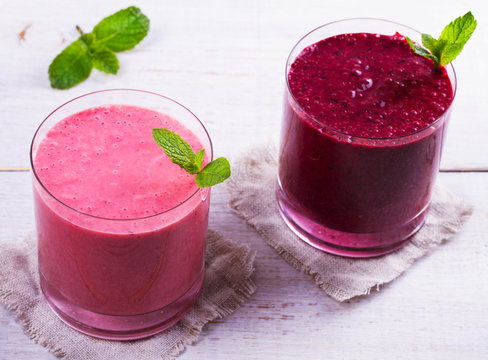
[276,19,456,257]
[31,89,212,339]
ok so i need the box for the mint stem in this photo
[76,25,84,35]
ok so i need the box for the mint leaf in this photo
[420,33,437,52]
[195,149,205,172]
[79,33,119,74]
[48,6,149,89]
[406,11,476,68]
[79,33,95,46]
[195,158,231,188]
[406,37,438,63]
[152,128,231,188]
[152,128,200,174]
[90,45,119,74]
[48,40,92,89]
[438,11,477,65]
[93,6,150,52]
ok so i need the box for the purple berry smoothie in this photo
[277,27,455,257]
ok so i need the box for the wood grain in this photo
[1,0,488,359]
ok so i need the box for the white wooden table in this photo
[1,1,487,359]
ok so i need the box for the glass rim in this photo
[30,88,213,222]
[285,17,458,142]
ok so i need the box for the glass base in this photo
[276,186,427,258]
[40,270,204,340]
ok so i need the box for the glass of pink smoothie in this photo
[31,89,212,339]
[277,19,456,257]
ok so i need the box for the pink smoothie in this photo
[33,104,210,319]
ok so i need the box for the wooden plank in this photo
[0,171,487,359]
[0,0,487,169]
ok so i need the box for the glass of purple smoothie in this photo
[276,19,456,257]
[31,89,213,339]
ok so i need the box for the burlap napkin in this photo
[227,143,473,302]
[0,229,256,359]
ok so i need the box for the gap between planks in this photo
[0,168,487,173]
[439,168,488,173]
[0,167,30,172]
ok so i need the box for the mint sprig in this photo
[48,6,149,89]
[152,128,231,188]
[406,11,477,69]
